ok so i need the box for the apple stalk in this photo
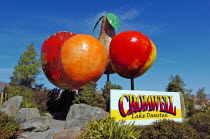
[98,15,116,81]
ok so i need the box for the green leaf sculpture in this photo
[106,13,120,29]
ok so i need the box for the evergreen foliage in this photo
[166,82,184,93]
[187,112,210,138]
[73,82,106,110]
[196,88,206,105]
[10,44,42,88]
[184,89,196,116]
[170,75,185,90]
[140,119,199,139]
[74,82,97,104]
[166,75,197,117]
[0,112,22,138]
[5,86,38,108]
[166,75,185,93]
[102,81,122,111]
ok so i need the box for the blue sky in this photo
[0,0,209,95]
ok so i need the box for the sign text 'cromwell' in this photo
[118,95,176,117]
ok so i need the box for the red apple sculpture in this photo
[109,31,157,79]
[41,31,76,90]
[60,34,108,89]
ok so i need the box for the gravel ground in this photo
[18,119,66,139]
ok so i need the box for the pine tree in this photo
[185,89,196,117]
[102,81,122,111]
[168,75,185,93]
[73,82,98,105]
[10,43,42,88]
[166,82,184,93]
[73,82,107,111]
[196,88,206,105]
[166,75,198,117]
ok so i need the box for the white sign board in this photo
[110,90,183,125]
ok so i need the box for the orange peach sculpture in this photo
[60,34,108,89]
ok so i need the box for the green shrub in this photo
[5,85,50,116]
[80,116,141,139]
[73,81,122,112]
[7,86,33,99]
[21,99,38,108]
[6,86,38,108]
[200,105,210,113]
[0,112,22,138]
[140,119,199,139]
[73,82,107,111]
[184,91,197,117]
[187,112,210,138]
[102,81,122,112]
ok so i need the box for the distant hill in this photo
[0,81,9,92]
[206,94,210,100]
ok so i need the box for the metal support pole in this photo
[131,78,134,90]
[107,74,110,82]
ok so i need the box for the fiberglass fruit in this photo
[60,34,108,89]
[109,31,157,79]
[41,31,76,90]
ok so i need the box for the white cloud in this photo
[118,9,139,20]
[135,24,163,35]
[0,55,13,59]
[117,22,138,32]
[116,8,164,35]
[0,69,14,71]
[157,57,177,64]
[86,11,107,26]
[81,8,162,36]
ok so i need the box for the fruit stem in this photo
[131,78,134,90]
[98,13,116,75]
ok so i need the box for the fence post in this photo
[4,92,8,102]
[0,92,4,107]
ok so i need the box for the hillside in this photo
[206,94,210,100]
[0,81,9,92]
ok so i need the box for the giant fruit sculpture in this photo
[60,34,108,89]
[41,32,107,90]
[109,31,157,79]
[41,12,157,91]
[41,31,76,90]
